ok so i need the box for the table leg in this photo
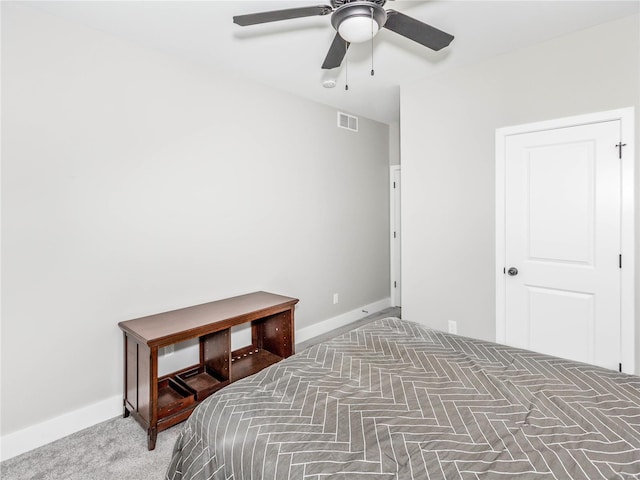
[147,427,157,450]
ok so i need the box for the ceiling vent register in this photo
[338,112,358,132]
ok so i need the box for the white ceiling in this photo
[29,0,639,124]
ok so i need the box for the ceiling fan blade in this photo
[321,32,350,69]
[383,10,454,51]
[233,5,333,26]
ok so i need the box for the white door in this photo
[500,119,624,371]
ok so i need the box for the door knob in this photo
[507,267,518,276]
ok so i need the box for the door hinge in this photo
[394,281,397,288]
[615,142,627,159]
[619,363,622,373]
[393,231,396,238]
[503,267,506,274]
[619,254,622,269]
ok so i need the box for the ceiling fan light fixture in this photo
[331,2,387,44]
[338,16,379,43]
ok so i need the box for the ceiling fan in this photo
[233,0,454,70]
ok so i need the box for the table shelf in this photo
[231,346,283,382]
[176,366,228,401]
[157,378,195,419]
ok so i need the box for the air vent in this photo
[337,112,358,132]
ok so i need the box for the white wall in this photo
[401,15,640,371]
[1,4,390,439]
[389,122,400,166]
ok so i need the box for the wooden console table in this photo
[118,291,299,449]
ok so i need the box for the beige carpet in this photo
[0,416,181,480]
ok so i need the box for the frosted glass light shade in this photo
[338,16,380,43]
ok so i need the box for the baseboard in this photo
[0,297,391,462]
[295,297,392,344]
[0,394,122,462]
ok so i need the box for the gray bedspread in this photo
[166,317,640,479]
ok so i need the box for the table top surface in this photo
[118,291,298,346]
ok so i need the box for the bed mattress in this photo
[166,317,640,479]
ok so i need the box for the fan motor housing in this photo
[331,1,388,37]
[331,0,386,7]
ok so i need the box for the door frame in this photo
[495,107,635,373]
[390,165,401,307]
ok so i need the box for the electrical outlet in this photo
[448,320,457,335]
[333,293,339,304]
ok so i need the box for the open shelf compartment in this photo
[157,378,195,419]
[230,345,283,382]
[176,365,229,401]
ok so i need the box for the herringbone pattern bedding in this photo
[166,317,640,479]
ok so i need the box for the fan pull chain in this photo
[345,39,349,90]
[370,7,375,76]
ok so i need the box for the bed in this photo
[166,317,640,479]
